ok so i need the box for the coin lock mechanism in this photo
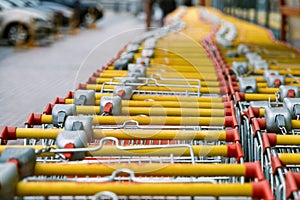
[52,104,76,127]
[0,163,18,200]
[64,116,93,142]
[267,75,285,88]
[0,147,36,179]
[232,62,248,76]
[245,52,261,66]
[127,64,147,78]
[74,90,95,106]
[100,96,122,115]
[263,70,279,81]
[283,98,300,119]
[264,107,292,134]
[136,57,150,66]
[239,78,258,93]
[254,60,268,71]
[279,86,299,101]
[56,130,88,161]
[113,86,133,100]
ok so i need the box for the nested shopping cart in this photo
[2,6,296,200]
[259,133,300,199]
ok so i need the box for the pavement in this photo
[0,11,151,128]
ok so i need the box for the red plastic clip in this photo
[245,161,264,180]
[117,90,126,98]
[63,143,75,160]
[288,89,296,98]
[251,180,274,200]
[274,79,281,87]
[104,102,113,114]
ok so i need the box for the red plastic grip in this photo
[262,133,271,153]
[227,143,244,162]
[0,126,17,144]
[251,107,261,118]
[224,108,232,116]
[52,97,65,105]
[245,161,264,180]
[87,77,97,84]
[65,91,74,99]
[219,85,229,95]
[25,113,42,127]
[77,83,87,90]
[251,118,266,137]
[225,101,239,128]
[43,104,53,115]
[285,171,299,199]
[226,75,236,95]
[225,129,240,142]
[222,96,231,102]
[271,155,283,174]
[251,180,274,200]
[235,92,245,102]
[224,116,234,127]
[93,72,101,77]
[257,118,266,129]
[218,78,226,87]
[223,101,231,108]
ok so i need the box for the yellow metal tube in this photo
[16,128,60,139]
[66,98,225,108]
[257,88,279,94]
[80,94,223,103]
[93,129,227,140]
[292,120,300,129]
[255,69,300,76]
[136,86,221,94]
[16,182,253,197]
[87,145,228,157]
[41,115,52,124]
[0,144,228,157]
[0,145,55,157]
[13,128,226,141]
[150,58,213,66]
[122,100,225,108]
[91,116,226,126]
[279,153,300,165]
[120,107,225,117]
[76,106,225,117]
[107,65,217,73]
[85,84,221,94]
[244,93,276,101]
[96,77,220,87]
[276,135,300,145]
[255,77,300,84]
[39,114,228,126]
[130,95,223,102]
[34,163,246,176]
[98,71,218,81]
[75,106,100,114]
